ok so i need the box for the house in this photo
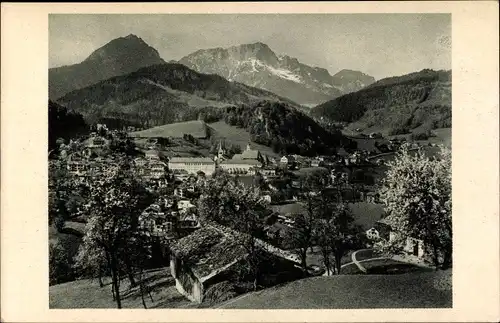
[260,168,276,177]
[146,138,159,150]
[178,213,201,231]
[178,199,195,213]
[260,194,272,203]
[133,156,166,180]
[145,150,161,161]
[96,123,108,132]
[67,154,88,176]
[336,147,350,164]
[280,155,296,168]
[139,204,177,240]
[174,187,184,198]
[85,135,109,149]
[170,224,303,303]
[168,157,216,176]
[365,227,380,240]
[149,161,167,179]
[365,192,380,203]
[310,158,323,167]
[134,157,148,168]
[370,217,426,259]
[173,170,190,182]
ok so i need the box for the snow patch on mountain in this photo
[267,65,302,83]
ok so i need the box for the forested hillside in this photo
[56,63,301,128]
[220,101,354,156]
[311,69,451,135]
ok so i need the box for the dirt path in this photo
[351,249,391,273]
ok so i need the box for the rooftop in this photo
[240,149,261,160]
[169,157,215,164]
[271,202,307,217]
[220,159,261,165]
[171,223,301,282]
[170,224,248,282]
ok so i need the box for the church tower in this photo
[217,140,225,160]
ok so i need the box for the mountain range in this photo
[178,42,375,106]
[49,35,375,106]
[49,34,451,150]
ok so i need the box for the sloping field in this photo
[423,127,451,148]
[219,270,452,309]
[142,78,231,109]
[129,120,209,139]
[50,268,197,309]
[208,121,279,158]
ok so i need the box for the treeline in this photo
[49,101,89,151]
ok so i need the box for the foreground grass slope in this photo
[50,268,197,309]
[220,270,452,309]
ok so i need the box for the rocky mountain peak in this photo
[178,42,375,106]
[84,34,162,63]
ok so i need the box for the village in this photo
[49,121,444,307]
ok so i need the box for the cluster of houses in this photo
[56,124,435,304]
[139,196,201,241]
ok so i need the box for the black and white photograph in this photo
[46,13,454,309]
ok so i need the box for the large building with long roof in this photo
[168,157,216,176]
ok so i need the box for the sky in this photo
[49,14,451,80]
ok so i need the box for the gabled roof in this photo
[271,202,307,217]
[220,159,261,166]
[241,149,261,160]
[171,223,301,282]
[170,224,248,282]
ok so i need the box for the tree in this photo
[49,242,73,285]
[49,159,88,227]
[284,193,316,271]
[75,157,155,308]
[324,203,358,274]
[376,144,452,269]
[73,234,108,287]
[229,144,242,155]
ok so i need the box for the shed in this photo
[170,224,303,303]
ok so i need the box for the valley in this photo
[48,28,452,310]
